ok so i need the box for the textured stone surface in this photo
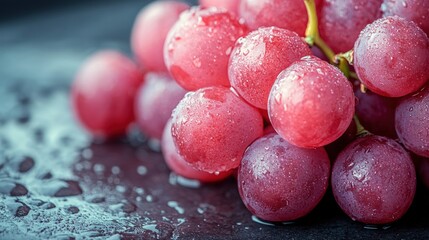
[0,0,428,239]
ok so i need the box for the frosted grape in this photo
[238,0,322,36]
[229,27,312,109]
[135,73,187,140]
[71,50,143,137]
[268,56,355,148]
[164,7,248,90]
[161,119,233,182]
[354,16,429,97]
[131,1,189,71]
[171,86,263,173]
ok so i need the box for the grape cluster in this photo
[71,0,429,225]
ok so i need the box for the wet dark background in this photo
[0,0,428,239]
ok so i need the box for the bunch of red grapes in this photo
[71,0,429,225]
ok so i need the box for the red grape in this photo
[263,125,276,135]
[325,120,357,161]
[418,158,429,189]
[332,135,416,224]
[164,7,248,90]
[71,50,143,137]
[238,133,330,222]
[355,87,398,138]
[171,86,263,173]
[319,0,383,53]
[238,0,322,36]
[382,0,429,36]
[131,1,189,71]
[354,16,429,97]
[395,85,429,158]
[161,119,233,182]
[135,72,187,140]
[228,27,312,109]
[268,56,355,148]
[199,0,240,15]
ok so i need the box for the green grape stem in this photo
[303,0,335,63]
[335,50,354,65]
[353,115,370,137]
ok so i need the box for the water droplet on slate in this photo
[45,202,57,210]
[111,166,121,175]
[88,195,106,204]
[137,165,148,176]
[18,156,35,173]
[142,222,175,239]
[251,215,275,226]
[54,180,83,197]
[122,201,137,213]
[0,181,28,196]
[16,112,30,124]
[41,172,53,179]
[167,201,185,214]
[66,206,80,214]
[10,183,28,196]
[15,202,31,217]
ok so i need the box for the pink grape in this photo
[161,119,233,182]
[131,1,189,71]
[71,50,143,137]
[135,72,187,140]
[238,133,330,222]
[228,27,312,109]
[171,86,263,173]
[164,7,248,90]
[382,0,429,36]
[395,85,429,158]
[319,0,383,53]
[332,135,416,224]
[199,0,240,15]
[238,0,322,36]
[354,16,429,97]
[268,56,355,148]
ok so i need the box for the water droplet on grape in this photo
[225,47,232,56]
[193,57,201,68]
[274,93,282,104]
[242,48,250,56]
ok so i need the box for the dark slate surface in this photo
[0,1,428,239]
